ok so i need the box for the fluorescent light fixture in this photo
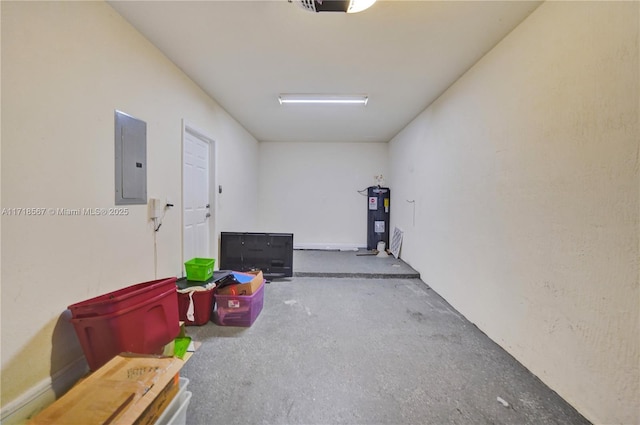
[292,0,376,13]
[278,94,368,105]
[347,0,377,13]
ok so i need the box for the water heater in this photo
[367,186,390,250]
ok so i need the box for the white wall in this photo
[1,1,259,418]
[389,2,639,424]
[3,1,638,423]
[258,142,388,249]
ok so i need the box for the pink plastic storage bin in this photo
[213,279,264,327]
[69,286,180,370]
[68,277,177,319]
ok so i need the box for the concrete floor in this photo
[182,250,589,425]
[293,248,420,278]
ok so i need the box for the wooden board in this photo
[29,380,137,425]
[29,355,184,425]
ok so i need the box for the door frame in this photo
[181,120,217,275]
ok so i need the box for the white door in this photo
[183,128,211,268]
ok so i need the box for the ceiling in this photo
[108,0,542,143]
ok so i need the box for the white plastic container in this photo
[154,377,190,425]
[165,391,192,425]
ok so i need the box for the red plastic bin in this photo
[68,277,177,318]
[177,288,215,326]
[213,279,264,327]
[70,286,180,370]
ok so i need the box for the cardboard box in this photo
[215,270,264,296]
[133,371,180,425]
[29,354,184,425]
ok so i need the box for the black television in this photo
[220,232,293,278]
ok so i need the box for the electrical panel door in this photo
[115,110,147,205]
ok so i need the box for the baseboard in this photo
[1,356,88,424]
[294,243,365,251]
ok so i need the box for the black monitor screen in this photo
[220,232,293,278]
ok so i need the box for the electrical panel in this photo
[115,110,147,205]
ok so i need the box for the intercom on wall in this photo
[149,198,164,219]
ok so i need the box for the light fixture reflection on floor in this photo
[278,94,369,105]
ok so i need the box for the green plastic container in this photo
[184,258,215,281]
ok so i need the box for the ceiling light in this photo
[278,94,369,105]
[291,0,376,13]
[347,0,377,13]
